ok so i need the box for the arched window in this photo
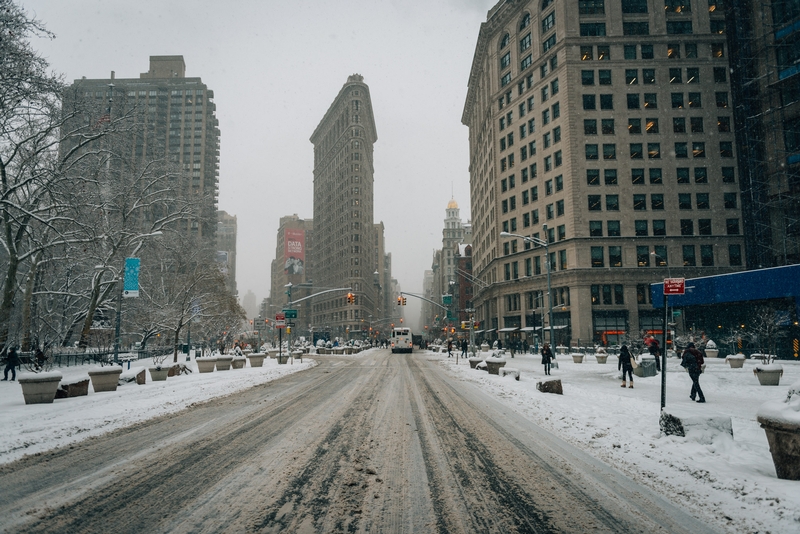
[500,33,510,49]
[519,13,531,30]
[542,0,553,10]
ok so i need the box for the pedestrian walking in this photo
[447,339,453,358]
[460,338,468,358]
[681,342,706,403]
[496,338,503,351]
[541,343,554,375]
[2,347,20,381]
[645,335,662,372]
[618,345,634,388]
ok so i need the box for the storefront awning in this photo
[474,329,485,334]
[520,327,536,332]
[498,327,519,332]
[484,328,497,333]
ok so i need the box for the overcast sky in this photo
[24,0,496,327]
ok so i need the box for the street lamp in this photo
[500,228,554,348]
[651,251,670,409]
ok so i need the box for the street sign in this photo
[286,322,295,327]
[283,309,297,319]
[663,278,685,295]
[276,312,285,321]
[276,320,286,328]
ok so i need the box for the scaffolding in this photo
[729,0,800,268]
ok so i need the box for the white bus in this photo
[391,327,413,353]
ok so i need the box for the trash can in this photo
[635,356,658,377]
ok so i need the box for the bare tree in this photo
[746,306,786,364]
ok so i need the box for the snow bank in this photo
[757,380,800,427]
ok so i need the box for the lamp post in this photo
[651,251,670,409]
[500,229,554,349]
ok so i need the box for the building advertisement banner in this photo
[123,257,141,298]
[284,229,305,274]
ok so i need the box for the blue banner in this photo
[123,257,140,298]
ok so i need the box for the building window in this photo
[679,193,692,209]
[590,220,603,236]
[625,44,637,60]
[630,143,643,159]
[690,117,704,133]
[670,68,682,84]
[627,94,640,109]
[646,118,659,133]
[599,69,612,84]
[726,218,740,235]
[608,220,621,236]
[722,167,735,183]
[633,194,647,210]
[651,194,664,210]
[556,199,565,216]
[643,69,656,84]
[582,70,595,85]
[602,119,615,135]
[586,144,599,159]
[729,244,742,266]
[650,168,663,184]
[587,169,600,185]
[692,142,706,158]
[667,21,693,34]
[606,194,620,211]
[591,246,605,267]
[701,244,714,266]
[673,117,686,133]
[600,94,613,109]
[714,67,727,83]
[543,34,556,52]
[694,167,708,183]
[580,0,606,14]
[501,52,511,69]
[680,219,694,235]
[699,218,712,235]
[720,141,734,157]
[632,168,645,184]
[687,67,700,83]
[653,220,666,236]
[718,116,731,132]
[588,195,601,210]
[724,192,738,209]
[581,45,593,60]
[622,0,648,13]
[580,23,606,36]
[648,143,661,158]
[609,246,622,267]
[604,169,617,185]
[683,245,696,266]
[672,93,685,108]
[644,93,658,108]
[677,167,690,183]
[635,220,648,236]
[637,246,650,267]
[688,92,702,107]
[623,22,650,35]
[603,144,617,159]
[629,118,642,134]
[626,69,639,85]
[675,142,688,158]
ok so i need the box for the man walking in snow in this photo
[2,347,20,381]
[681,342,706,403]
[460,338,468,358]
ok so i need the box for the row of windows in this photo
[591,244,742,268]
[588,166,735,185]
[585,116,731,135]
[585,141,734,159]
[579,0,724,16]
[582,91,729,110]
[590,217,740,237]
[580,42,725,61]
[587,192,737,211]
[578,20,724,37]
[582,67,728,86]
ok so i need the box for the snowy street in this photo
[0,348,797,532]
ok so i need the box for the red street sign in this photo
[276,313,285,321]
[663,278,685,295]
[275,320,286,329]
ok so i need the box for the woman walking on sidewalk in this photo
[618,345,634,388]
[541,343,554,375]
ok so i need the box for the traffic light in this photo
[347,292,355,304]
[402,297,407,305]
[461,321,467,329]
[286,327,291,334]
[397,296,402,306]
[474,321,479,329]
[249,319,253,326]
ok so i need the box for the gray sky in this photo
[24,0,495,328]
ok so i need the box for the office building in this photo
[462,0,744,346]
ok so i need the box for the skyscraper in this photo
[463,0,744,346]
[310,75,378,337]
[66,56,220,240]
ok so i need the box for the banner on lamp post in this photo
[123,257,141,298]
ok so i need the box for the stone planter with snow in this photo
[757,381,800,480]
[595,354,608,364]
[499,367,520,380]
[571,353,584,364]
[55,377,90,399]
[247,353,266,367]
[88,367,123,392]
[277,353,289,364]
[480,342,490,352]
[704,340,719,358]
[468,357,483,369]
[485,357,506,375]
[556,345,569,355]
[196,357,216,373]
[149,367,169,381]
[231,357,246,369]
[725,353,746,369]
[18,371,62,404]
[215,356,233,371]
[754,364,783,386]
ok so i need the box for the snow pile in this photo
[757,380,800,427]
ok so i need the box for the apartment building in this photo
[462,0,744,346]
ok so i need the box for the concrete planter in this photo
[571,353,585,364]
[704,348,720,358]
[231,357,246,369]
[247,354,266,367]
[754,367,783,386]
[595,354,608,364]
[88,367,123,392]
[149,367,169,381]
[726,354,746,368]
[758,418,800,480]
[468,357,484,369]
[196,357,216,373]
[18,372,62,404]
[55,378,90,399]
[277,353,289,364]
[215,356,233,371]
[485,358,506,375]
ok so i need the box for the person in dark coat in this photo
[447,339,453,358]
[460,338,468,357]
[681,342,706,403]
[618,345,634,388]
[2,348,20,381]
[541,343,554,375]
[646,336,662,372]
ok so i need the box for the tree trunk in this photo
[173,321,183,363]
[0,252,19,353]
[20,254,41,351]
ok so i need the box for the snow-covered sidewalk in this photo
[0,352,318,465]
[434,350,800,533]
